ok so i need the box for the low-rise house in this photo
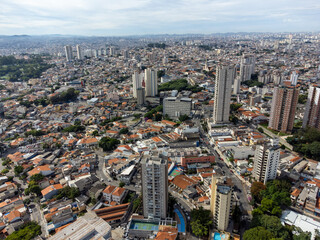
[41,184,63,200]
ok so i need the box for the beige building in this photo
[210,175,233,231]
[302,84,320,129]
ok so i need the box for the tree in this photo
[155,113,162,121]
[99,137,120,152]
[179,114,190,122]
[251,182,266,203]
[92,130,99,136]
[243,227,274,240]
[6,221,41,240]
[57,186,80,200]
[119,128,129,135]
[14,165,24,175]
[191,219,209,238]
[119,181,125,188]
[30,173,44,182]
[1,169,9,174]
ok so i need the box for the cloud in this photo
[0,0,319,35]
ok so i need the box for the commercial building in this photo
[163,97,192,119]
[49,211,111,240]
[141,154,168,219]
[252,139,280,184]
[213,64,235,124]
[302,84,320,129]
[181,155,215,168]
[145,68,158,97]
[210,175,233,231]
[64,45,73,62]
[268,86,299,133]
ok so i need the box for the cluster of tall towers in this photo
[64,45,83,61]
[132,68,158,105]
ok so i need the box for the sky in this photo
[0,0,319,36]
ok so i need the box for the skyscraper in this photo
[252,139,280,184]
[239,54,255,82]
[76,45,82,60]
[210,175,233,231]
[268,86,299,133]
[132,71,143,98]
[141,154,168,219]
[213,64,235,124]
[136,88,146,106]
[302,85,320,129]
[233,76,241,95]
[145,68,158,97]
[290,71,298,86]
[64,45,73,62]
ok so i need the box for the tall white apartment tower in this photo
[290,71,298,86]
[145,68,158,97]
[132,71,143,98]
[252,139,280,185]
[76,45,82,60]
[233,76,241,95]
[239,54,255,82]
[213,64,235,124]
[210,175,233,231]
[141,155,168,219]
[64,45,73,62]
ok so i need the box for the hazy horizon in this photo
[0,0,319,36]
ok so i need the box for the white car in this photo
[29,209,33,213]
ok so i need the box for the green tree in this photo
[6,221,41,240]
[57,186,80,200]
[178,114,190,122]
[14,165,24,175]
[243,226,274,240]
[119,128,129,135]
[30,173,44,182]
[1,169,9,174]
[191,219,210,238]
[99,137,120,152]
[119,181,125,188]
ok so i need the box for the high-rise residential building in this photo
[268,86,299,133]
[64,45,73,62]
[210,175,233,231]
[290,71,298,86]
[109,46,115,56]
[239,54,255,82]
[252,139,280,185]
[145,68,158,97]
[141,154,168,219]
[163,97,192,119]
[132,71,143,98]
[136,88,146,106]
[122,50,129,59]
[302,85,320,129]
[233,76,241,95]
[76,45,82,60]
[213,64,235,124]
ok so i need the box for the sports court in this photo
[129,220,159,231]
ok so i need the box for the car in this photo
[29,209,33,213]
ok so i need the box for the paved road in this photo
[30,203,49,238]
[194,118,252,215]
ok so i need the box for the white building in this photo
[213,64,235,124]
[252,139,280,184]
[76,45,83,60]
[141,154,168,219]
[145,68,158,97]
[239,54,255,82]
[64,45,73,62]
[290,71,298,86]
[163,97,192,119]
[132,71,143,98]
